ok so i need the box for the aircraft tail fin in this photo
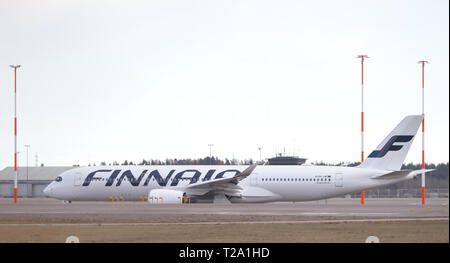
[359,115,422,171]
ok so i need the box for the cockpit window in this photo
[55,176,62,182]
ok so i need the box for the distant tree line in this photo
[86,157,256,167]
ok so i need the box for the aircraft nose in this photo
[43,185,52,197]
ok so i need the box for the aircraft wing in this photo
[370,169,435,179]
[185,164,257,189]
[178,164,257,195]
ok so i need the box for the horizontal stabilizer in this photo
[370,169,435,180]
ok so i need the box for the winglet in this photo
[236,164,258,181]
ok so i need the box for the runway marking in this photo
[0,217,447,227]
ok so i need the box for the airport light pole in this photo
[356,55,369,205]
[10,64,21,203]
[208,144,214,165]
[418,60,429,205]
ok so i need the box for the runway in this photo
[0,198,448,242]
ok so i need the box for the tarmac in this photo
[0,198,447,222]
[0,198,448,242]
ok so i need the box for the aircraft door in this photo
[250,174,258,186]
[74,172,83,186]
[335,173,343,187]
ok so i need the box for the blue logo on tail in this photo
[368,135,414,158]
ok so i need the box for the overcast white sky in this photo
[0,0,448,168]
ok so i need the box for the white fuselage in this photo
[43,165,416,203]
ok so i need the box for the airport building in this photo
[0,167,71,198]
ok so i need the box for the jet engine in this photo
[148,189,185,204]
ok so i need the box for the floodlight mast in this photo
[258,146,263,163]
[356,55,368,205]
[208,144,214,165]
[418,60,429,205]
[10,64,21,204]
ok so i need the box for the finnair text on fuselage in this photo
[82,168,241,187]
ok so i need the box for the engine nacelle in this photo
[148,189,185,204]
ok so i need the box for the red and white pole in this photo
[10,65,21,204]
[356,55,368,205]
[418,60,428,205]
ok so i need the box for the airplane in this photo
[43,115,433,203]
